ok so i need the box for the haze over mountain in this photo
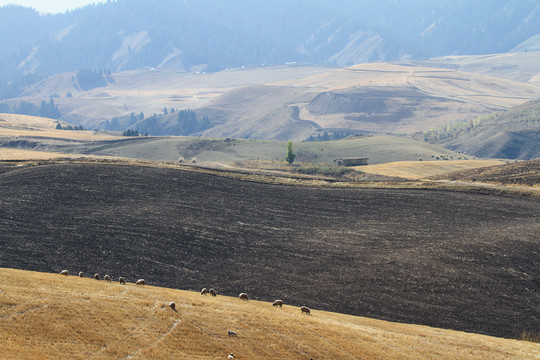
[1,0,539,82]
[1,0,539,160]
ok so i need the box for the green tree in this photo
[285,141,296,164]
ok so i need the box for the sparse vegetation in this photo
[56,122,84,131]
[294,163,355,178]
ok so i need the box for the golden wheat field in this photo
[357,160,506,180]
[0,268,538,360]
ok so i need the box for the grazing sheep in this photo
[238,293,248,301]
[119,277,126,285]
[209,288,216,297]
[228,353,235,359]
[300,306,310,315]
[168,302,176,311]
[227,330,237,337]
[59,270,69,276]
[94,273,100,280]
[201,288,208,295]
[78,272,84,278]
[136,279,145,285]
[104,275,111,282]
[273,300,284,308]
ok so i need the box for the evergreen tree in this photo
[285,141,296,164]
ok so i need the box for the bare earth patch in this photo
[0,161,538,340]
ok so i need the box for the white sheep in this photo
[94,273,100,280]
[238,293,248,301]
[228,353,235,359]
[119,277,126,285]
[104,275,111,282]
[59,270,69,276]
[78,272,84,278]
[209,288,216,296]
[300,306,310,315]
[227,330,237,337]
[136,279,145,285]
[273,300,284,308]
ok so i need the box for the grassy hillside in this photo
[1,268,538,360]
[195,63,540,139]
[358,160,505,180]
[0,114,475,166]
[430,159,540,188]
[0,161,538,339]
[416,98,540,160]
[408,51,540,83]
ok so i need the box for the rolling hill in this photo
[430,159,540,187]
[417,98,540,160]
[0,160,538,339]
[1,267,538,359]
[0,112,474,165]
[7,62,540,141]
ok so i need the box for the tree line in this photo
[0,98,61,119]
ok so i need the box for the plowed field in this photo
[0,162,538,339]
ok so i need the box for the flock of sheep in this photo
[59,269,312,359]
[59,269,144,286]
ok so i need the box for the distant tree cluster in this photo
[122,129,139,136]
[305,130,355,142]
[75,69,108,91]
[56,123,84,130]
[0,98,61,119]
[175,109,210,135]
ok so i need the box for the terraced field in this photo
[0,161,538,339]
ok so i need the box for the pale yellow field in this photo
[0,268,538,360]
[357,160,506,180]
[0,113,120,141]
[0,148,120,161]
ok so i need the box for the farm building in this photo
[334,157,368,166]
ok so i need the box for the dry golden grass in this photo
[357,160,506,180]
[0,149,121,161]
[1,268,538,360]
[0,113,119,141]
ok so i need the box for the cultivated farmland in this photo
[0,161,538,339]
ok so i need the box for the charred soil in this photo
[0,161,538,339]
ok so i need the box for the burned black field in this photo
[0,162,538,339]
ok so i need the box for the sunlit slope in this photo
[0,113,119,141]
[358,160,506,180]
[1,268,538,360]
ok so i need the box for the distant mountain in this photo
[1,0,539,87]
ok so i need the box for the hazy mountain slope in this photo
[0,0,420,84]
[1,0,539,86]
